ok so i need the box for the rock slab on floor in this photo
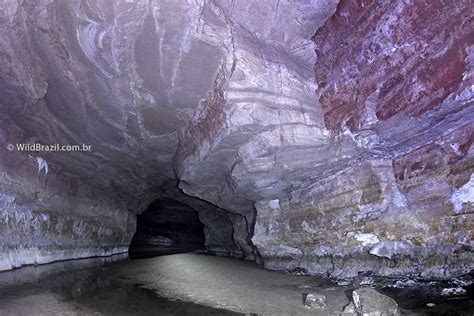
[350,287,401,316]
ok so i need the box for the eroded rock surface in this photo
[313,0,473,133]
[252,0,473,278]
[0,0,472,277]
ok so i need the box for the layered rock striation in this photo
[253,0,473,278]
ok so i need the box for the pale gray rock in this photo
[351,288,401,316]
[304,293,327,310]
[440,287,467,297]
[369,241,417,260]
[342,301,357,315]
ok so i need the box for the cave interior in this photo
[0,0,473,314]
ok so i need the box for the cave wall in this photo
[171,0,473,278]
[173,0,341,260]
[0,141,137,271]
[313,0,473,133]
[0,0,239,269]
[1,0,340,268]
[252,0,474,279]
[253,127,473,279]
[0,0,472,277]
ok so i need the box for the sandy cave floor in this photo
[0,253,472,315]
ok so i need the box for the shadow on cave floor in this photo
[128,198,206,259]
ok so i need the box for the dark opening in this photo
[129,198,206,259]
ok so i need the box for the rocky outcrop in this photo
[313,0,473,133]
[173,0,341,260]
[0,137,136,271]
[0,0,472,277]
[252,128,473,279]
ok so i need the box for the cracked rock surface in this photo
[0,0,473,278]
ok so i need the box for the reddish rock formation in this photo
[313,0,474,133]
[251,0,473,279]
[393,124,474,237]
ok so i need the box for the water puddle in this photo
[0,254,240,315]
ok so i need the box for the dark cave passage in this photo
[128,198,206,259]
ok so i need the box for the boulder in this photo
[351,288,401,316]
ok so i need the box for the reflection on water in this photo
[0,254,240,315]
[0,253,128,289]
[129,245,204,259]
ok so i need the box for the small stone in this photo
[441,287,466,297]
[360,276,374,286]
[304,293,327,310]
[352,287,401,316]
[393,279,416,288]
[337,280,351,286]
[426,302,436,307]
[452,277,473,287]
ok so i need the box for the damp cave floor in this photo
[0,253,472,315]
